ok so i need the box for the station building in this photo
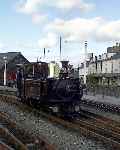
[0,52,29,85]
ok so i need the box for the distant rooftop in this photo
[111,52,120,60]
[0,52,29,70]
[0,52,20,66]
[107,43,120,53]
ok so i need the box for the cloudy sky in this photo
[0,0,120,65]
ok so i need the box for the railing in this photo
[87,85,120,98]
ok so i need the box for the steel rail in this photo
[0,95,57,150]
[79,109,120,133]
[0,112,28,150]
[1,94,120,149]
[27,107,120,150]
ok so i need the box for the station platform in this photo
[0,86,17,92]
[82,93,120,105]
[0,86,17,96]
[82,93,120,113]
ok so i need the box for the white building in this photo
[79,62,89,79]
[48,61,60,78]
[79,48,120,85]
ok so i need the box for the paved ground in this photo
[82,92,120,106]
[0,86,17,92]
[0,86,17,96]
[81,104,120,122]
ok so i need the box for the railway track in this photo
[1,94,120,149]
[27,106,120,150]
[16,97,120,149]
[81,99,120,113]
[0,109,56,150]
[35,105,120,150]
[0,112,55,150]
[0,111,27,150]
[73,110,120,148]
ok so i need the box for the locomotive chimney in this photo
[61,61,69,70]
[59,61,69,79]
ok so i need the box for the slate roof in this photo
[0,52,29,70]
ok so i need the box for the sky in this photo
[0,0,120,66]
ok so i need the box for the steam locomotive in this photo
[17,61,83,114]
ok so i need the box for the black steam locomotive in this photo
[17,61,83,114]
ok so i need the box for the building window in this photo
[100,61,102,72]
[105,68,107,73]
[115,69,118,73]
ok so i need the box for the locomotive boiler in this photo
[18,61,83,114]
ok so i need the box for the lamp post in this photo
[102,76,106,98]
[3,56,7,86]
[84,41,88,85]
[60,36,62,61]
[32,64,35,77]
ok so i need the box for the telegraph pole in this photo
[84,41,87,84]
[32,64,35,77]
[44,48,46,59]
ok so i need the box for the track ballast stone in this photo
[0,96,110,150]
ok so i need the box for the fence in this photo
[87,85,120,98]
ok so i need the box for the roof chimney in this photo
[116,42,119,47]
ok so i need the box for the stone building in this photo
[107,43,120,53]
[79,62,89,78]
[79,44,120,85]
[0,52,29,85]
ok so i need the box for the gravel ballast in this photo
[0,96,110,150]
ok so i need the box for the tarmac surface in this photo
[82,92,120,122]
